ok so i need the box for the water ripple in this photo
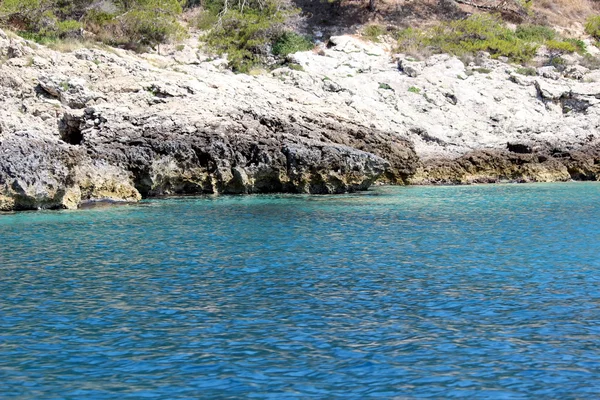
[1,183,600,398]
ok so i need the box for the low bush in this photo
[56,20,82,38]
[396,14,582,64]
[1,0,185,51]
[545,39,578,53]
[196,11,218,30]
[515,66,537,76]
[287,63,304,71]
[202,0,304,72]
[119,9,185,49]
[205,5,287,72]
[515,24,556,42]
[397,15,538,63]
[272,31,313,57]
[83,9,117,26]
[547,55,567,71]
[564,38,586,54]
[363,24,386,42]
[16,30,58,45]
[585,15,600,40]
[395,27,429,56]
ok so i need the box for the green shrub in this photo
[205,5,287,72]
[363,24,386,42]
[0,0,45,30]
[202,0,302,72]
[548,56,566,71]
[199,0,226,16]
[56,20,82,37]
[395,27,429,55]
[196,11,218,30]
[545,39,577,53]
[16,30,58,44]
[515,25,584,55]
[472,67,491,74]
[564,38,586,54]
[379,82,393,90]
[2,0,185,50]
[585,15,600,40]
[120,9,184,48]
[83,9,117,26]
[287,63,304,71]
[437,15,538,62]
[397,15,539,63]
[396,14,582,64]
[272,31,313,56]
[408,86,421,93]
[515,66,536,76]
[515,24,556,42]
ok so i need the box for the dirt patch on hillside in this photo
[292,0,600,38]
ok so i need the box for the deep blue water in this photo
[1,183,600,399]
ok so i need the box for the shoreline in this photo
[1,30,600,211]
[2,180,599,214]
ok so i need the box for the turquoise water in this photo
[1,183,600,398]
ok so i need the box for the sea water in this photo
[1,183,599,398]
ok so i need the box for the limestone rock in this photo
[537,66,561,80]
[0,134,83,210]
[38,75,101,109]
[398,59,424,77]
[565,65,589,80]
[1,31,600,210]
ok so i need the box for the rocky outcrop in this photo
[1,29,600,210]
[0,30,422,210]
[0,133,83,211]
[409,144,600,185]
[0,133,141,211]
[73,104,415,197]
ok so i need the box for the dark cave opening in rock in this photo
[58,116,83,145]
[61,126,83,145]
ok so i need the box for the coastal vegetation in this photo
[0,0,186,50]
[586,15,600,40]
[363,24,387,42]
[202,0,309,72]
[395,15,585,63]
[0,0,599,71]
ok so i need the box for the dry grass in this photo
[47,39,96,53]
[4,30,19,39]
[533,0,600,33]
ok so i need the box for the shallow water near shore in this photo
[1,183,600,398]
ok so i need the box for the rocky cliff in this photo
[1,29,599,210]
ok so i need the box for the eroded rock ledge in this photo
[410,143,600,185]
[1,29,599,210]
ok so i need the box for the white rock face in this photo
[290,37,600,159]
[1,29,600,209]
